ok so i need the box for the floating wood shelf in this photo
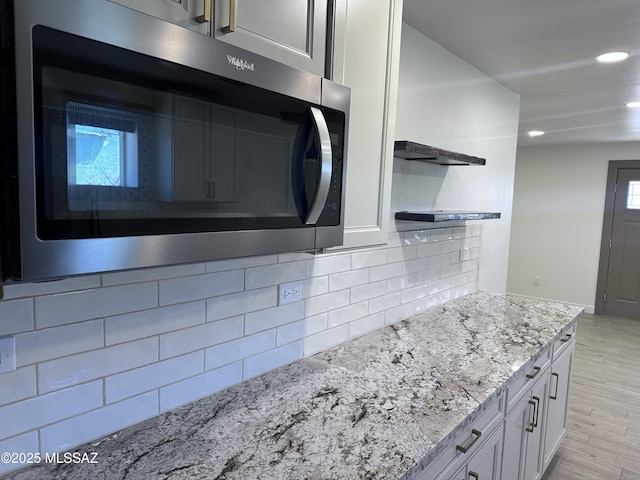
[394,141,486,166]
[395,211,501,222]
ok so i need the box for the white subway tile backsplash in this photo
[303,324,349,356]
[0,366,36,407]
[40,391,158,453]
[0,298,34,335]
[17,319,103,367]
[205,330,276,371]
[0,225,481,471]
[276,313,327,346]
[244,302,305,335]
[369,292,402,314]
[328,301,368,328]
[245,260,306,290]
[36,283,158,329]
[159,362,242,412]
[38,338,157,394]
[306,253,351,278]
[349,312,385,339]
[387,245,418,263]
[106,301,205,346]
[384,302,416,325]
[350,280,387,304]
[351,248,388,269]
[206,254,277,273]
[102,263,205,286]
[416,267,440,286]
[206,287,276,323]
[106,351,204,404]
[417,242,442,258]
[0,432,38,475]
[386,274,416,293]
[369,262,403,282]
[243,341,303,379]
[431,228,454,242]
[328,268,369,292]
[159,270,244,306]
[2,275,101,301]
[159,316,243,360]
[304,290,350,317]
[0,381,102,440]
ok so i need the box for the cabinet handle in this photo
[550,372,559,400]
[196,0,212,23]
[526,366,541,379]
[532,396,540,427]
[560,333,573,343]
[221,0,237,33]
[469,472,479,480]
[456,429,482,454]
[526,399,536,432]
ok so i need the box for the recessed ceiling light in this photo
[528,130,545,137]
[596,51,631,63]
[626,101,640,108]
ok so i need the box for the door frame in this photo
[594,159,640,314]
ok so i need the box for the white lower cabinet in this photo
[503,371,550,480]
[451,425,504,480]
[543,340,575,471]
[416,324,577,480]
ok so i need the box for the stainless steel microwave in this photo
[0,0,349,283]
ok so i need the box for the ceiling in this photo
[402,0,640,146]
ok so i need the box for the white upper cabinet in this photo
[212,0,328,76]
[109,0,211,35]
[332,0,403,249]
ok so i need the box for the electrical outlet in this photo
[533,276,541,287]
[279,281,302,305]
[0,336,16,374]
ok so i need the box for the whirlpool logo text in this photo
[227,55,255,71]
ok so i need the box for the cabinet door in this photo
[543,341,574,470]
[213,0,327,76]
[109,0,211,35]
[503,376,549,480]
[331,0,403,249]
[463,425,503,480]
[523,378,548,480]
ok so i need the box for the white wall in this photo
[506,142,640,311]
[393,24,520,294]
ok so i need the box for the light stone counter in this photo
[2,292,583,480]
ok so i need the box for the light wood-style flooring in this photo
[542,313,640,480]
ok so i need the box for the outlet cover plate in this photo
[279,281,302,305]
[0,336,16,374]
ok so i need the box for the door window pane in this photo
[628,181,640,209]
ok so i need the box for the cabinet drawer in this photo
[552,320,577,359]
[417,394,504,480]
[506,344,551,413]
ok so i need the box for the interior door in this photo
[597,164,640,318]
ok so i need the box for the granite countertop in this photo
[3,292,583,480]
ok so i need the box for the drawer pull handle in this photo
[469,472,479,480]
[526,366,541,379]
[560,333,573,343]
[456,429,482,454]
[550,372,559,400]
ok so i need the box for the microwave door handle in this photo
[305,107,333,225]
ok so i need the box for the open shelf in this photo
[394,141,486,166]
